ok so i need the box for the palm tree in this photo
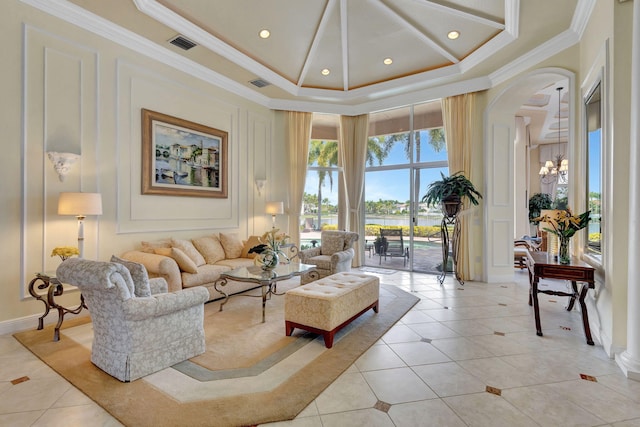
[308,140,338,228]
[363,128,446,230]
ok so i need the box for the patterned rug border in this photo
[14,283,419,427]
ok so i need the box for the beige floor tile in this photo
[314,371,378,414]
[0,335,29,356]
[355,343,407,371]
[413,299,446,310]
[381,324,423,344]
[430,336,497,360]
[597,373,640,403]
[51,386,95,408]
[613,419,640,427]
[547,379,640,423]
[388,341,451,366]
[363,367,438,404]
[412,362,487,397]
[439,319,495,336]
[388,399,467,426]
[0,410,44,427]
[443,392,539,427]
[32,404,124,427]
[501,384,608,426]
[420,308,467,321]
[320,408,394,427]
[406,322,460,339]
[457,357,544,389]
[399,309,439,324]
[0,376,71,414]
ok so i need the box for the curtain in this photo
[339,114,369,267]
[286,111,312,247]
[442,93,476,280]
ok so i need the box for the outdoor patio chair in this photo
[379,228,409,266]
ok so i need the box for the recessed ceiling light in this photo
[321,68,331,76]
[447,30,460,40]
[383,58,393,65]
[259,29,270,39]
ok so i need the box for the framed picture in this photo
[141,109,228,198]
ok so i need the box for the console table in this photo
[28,272,86,341]
[525,251,595,345]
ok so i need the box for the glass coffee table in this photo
[213,262,319,322]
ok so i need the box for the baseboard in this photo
[0,311,89,337]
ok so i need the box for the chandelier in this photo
[539,86,568,184]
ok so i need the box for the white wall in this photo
[0,1,278,328]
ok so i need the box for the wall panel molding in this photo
[22,25,99,298]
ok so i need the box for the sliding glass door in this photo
[363,101,449,273]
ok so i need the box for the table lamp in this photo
[265,201,284,229]
[58,192,103,258]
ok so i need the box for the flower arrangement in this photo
[249,229,290,269]
[51,246,80,261]
[535,209,590,264]
[534,209,590,239]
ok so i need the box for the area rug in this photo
[14,279,418,427]
[358,266,397,275]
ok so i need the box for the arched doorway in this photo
[483,68,575,282]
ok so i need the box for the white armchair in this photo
[56,257,210,382]
[298,230,359,284]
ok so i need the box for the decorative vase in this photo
[558,236,570,264]
[257,249,279,271]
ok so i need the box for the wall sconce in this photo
[58,192,103,258]
[255,179,266,196]
[265,201,284,229]
[47,152,80,182]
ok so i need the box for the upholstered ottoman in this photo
[284,272,379,348]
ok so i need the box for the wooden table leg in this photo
[578,283,595,345]
[531,276,543,336]
[566,281,578,311]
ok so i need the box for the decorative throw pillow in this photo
[140,239,172,254]
[240,235,262,259]
[219,232,244,259]
[154,247,198,274]
[171,238,206,266]
[110,255,151,297]
[192,235,226,264]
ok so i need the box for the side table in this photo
[525,251,595,345]
[28,272,86,341]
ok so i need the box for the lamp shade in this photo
[265,201,284,215]
[58,192,103,216]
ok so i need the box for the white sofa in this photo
[121,233,264,301]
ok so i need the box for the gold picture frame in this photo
[141,109,228,198]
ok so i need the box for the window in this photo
[303,114,341,233]
[585,81,602,260]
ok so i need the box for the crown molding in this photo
[21,0,595,113]
[21,0,272,106]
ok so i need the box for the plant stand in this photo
[438,214,463,286]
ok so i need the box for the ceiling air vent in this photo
[168,35,197,51]
[249,78,271,88]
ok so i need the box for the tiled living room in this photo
[3,270,640,426]
[3,1,640,426]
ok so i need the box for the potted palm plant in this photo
[421,171,483,217]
